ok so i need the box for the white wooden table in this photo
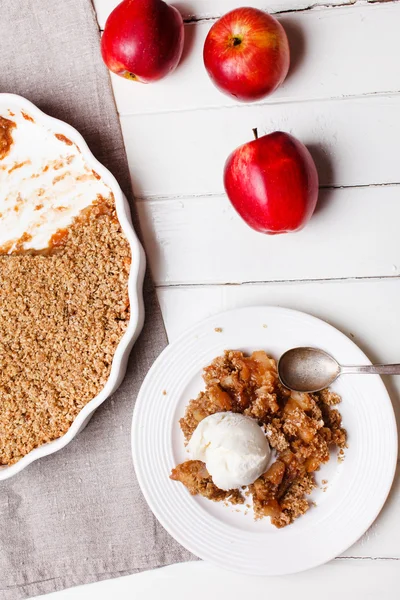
[44,0,400,596]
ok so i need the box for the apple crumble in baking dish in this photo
[0,109,131,465]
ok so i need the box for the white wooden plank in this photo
[157,278,400,557]
[94,0,356,29]
[157,278,400,350]
[40,560,400,600]
[109,4,400,116]
[122,95,400,198]
[137,185,400,285]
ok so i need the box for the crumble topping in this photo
[171,350,346,528]
[170,460,244,505]
[0,196,130,465]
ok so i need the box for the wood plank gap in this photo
[155,275,400,289]
[184,0,399,21]
[118,88,400,118]
[335,556,400,561]
[135,181,400,203]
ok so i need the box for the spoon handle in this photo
[341,364,400,375]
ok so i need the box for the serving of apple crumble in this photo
[171,350,346,528]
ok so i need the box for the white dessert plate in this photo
[0,93,146,480]
[132,306,398,576]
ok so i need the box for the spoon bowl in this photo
[278,347,341,392]
[278,347,400,393]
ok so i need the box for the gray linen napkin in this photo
[0,1,194,598]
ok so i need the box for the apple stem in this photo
[252,128,258,140]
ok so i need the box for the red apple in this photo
[203,8,290,102]
[224,131,319,234]
[101,0,184,83]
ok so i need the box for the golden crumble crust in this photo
[0,197,130,465]
[170,460,244,505]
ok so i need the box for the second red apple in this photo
[203,8,290,102]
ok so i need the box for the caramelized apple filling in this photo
[171,350,346,528]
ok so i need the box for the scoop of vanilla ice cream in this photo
[187,412,271,491]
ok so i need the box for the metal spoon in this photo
[278,347,400,393]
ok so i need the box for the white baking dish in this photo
[0,93,146,480]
